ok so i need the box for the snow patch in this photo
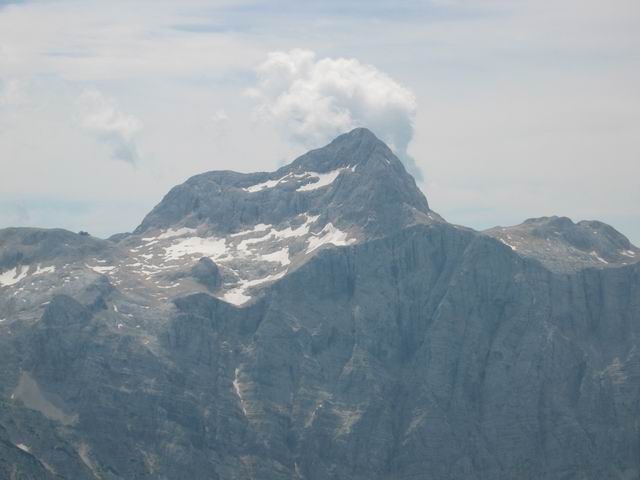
[230,223,272,237]
[222,289,252,306]
[270,214,320,240]
[306,223,356,253]
[244,167,350,193]
[222,271,287,306]
[296,168,348,192]
[16,443,30,453]
[87,264,116,274]
[243,172,308,192]
[237,214,318,251]
[499,238,518,251]
[590,251,608,264]
[237,231,274,252]
[272,220,312,240]
[164,236,227,261]
[33,265,56,276]
[0,266,29,286]
[260,247,291,266]
[621,250,636,258]
[156,227,198,240]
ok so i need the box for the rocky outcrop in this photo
[0,228,111,272]
[190,257,222,291]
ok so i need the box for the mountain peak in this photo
[288,127,404,174]
[334,126,382,144]
[117,129,440,305]
[135,129,435,237]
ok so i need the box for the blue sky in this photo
[1,0,639,243]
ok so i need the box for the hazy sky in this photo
[1,0,639,243]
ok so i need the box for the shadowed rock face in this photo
[0,423,58,480]
[0,129,639,479]
[190,257,221,291]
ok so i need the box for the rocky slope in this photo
[485,216,639,272]
[0,128,639,479]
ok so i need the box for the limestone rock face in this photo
[0,129,639,479]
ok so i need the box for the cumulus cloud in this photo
[76,90,142,164]
[247,49,422,180]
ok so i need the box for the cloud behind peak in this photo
[247,49,422,180]
[76,89,142,164]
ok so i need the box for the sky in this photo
[1,0,639,243]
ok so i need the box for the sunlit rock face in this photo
[0,128,639,480]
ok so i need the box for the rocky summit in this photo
[0,128,639,480]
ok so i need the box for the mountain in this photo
[0,128,639,480]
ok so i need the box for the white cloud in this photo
[0,1,638,243]
[247,49,422,179]
[76,89,142,164]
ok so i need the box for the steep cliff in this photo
[0,129,638,479]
